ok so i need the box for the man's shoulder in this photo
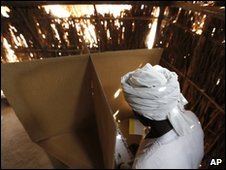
[183,110,204,137]
[184,110,200,122]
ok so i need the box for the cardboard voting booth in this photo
[1,48,162,168]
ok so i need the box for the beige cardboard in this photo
[90,48,162,119]
[91,62,116,168]
[1,48,162,168]
[38,132,103,168]
[91,48,162,146]
[1,55,103,168]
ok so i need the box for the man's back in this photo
[133,111,204,169]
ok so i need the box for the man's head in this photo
[121,63,196,136]
[121,63,185,121]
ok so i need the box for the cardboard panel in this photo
[38,130,103,168]
[1,55,104,168]
[91,62,116,168]
[1,49,162,168]
[91,48,162,150]
[1,55,94,141]
[91,48,162,120]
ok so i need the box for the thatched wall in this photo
[156,3,225,169]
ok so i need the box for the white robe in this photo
[132,111,204,169]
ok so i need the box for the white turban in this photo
[121,63,197,136]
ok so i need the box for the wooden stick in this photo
[161,58,224,114]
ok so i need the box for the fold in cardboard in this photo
[1,48,162,168]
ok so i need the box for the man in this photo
[121,63,204,169]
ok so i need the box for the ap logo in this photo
[210,159,222,166]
